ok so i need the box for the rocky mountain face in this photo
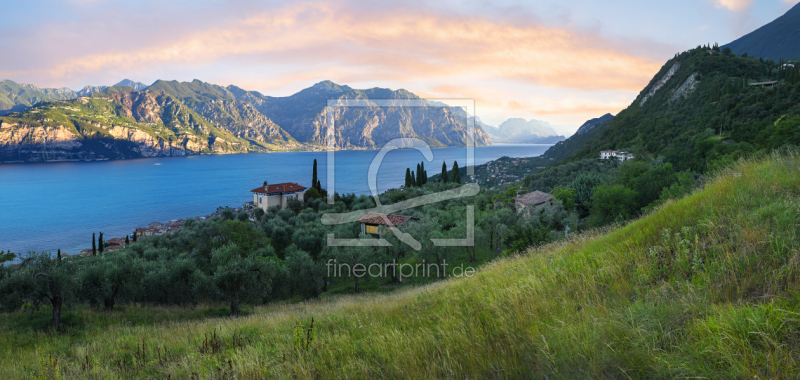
[77,85,108,97]
[147,80,297,147]
[228,80,492,148]
[0,91,254,162]
[486,118,564,143]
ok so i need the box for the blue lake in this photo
[0,144,550,254]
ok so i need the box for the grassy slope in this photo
[2,151,800,379]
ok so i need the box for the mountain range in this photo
[0,79,492,162]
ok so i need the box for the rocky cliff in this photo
[0,91,257,162]
[228,80,492,148]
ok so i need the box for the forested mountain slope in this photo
[563,46,800,171]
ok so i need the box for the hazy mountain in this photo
[723,2,800,61]
[486,118,563,143]
[76,85,108,97]
[228,80,492,148]
[114,79,149,91]
[0,80,78,115]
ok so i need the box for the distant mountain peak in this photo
[113,79,148,91]
[486,117,560,143]
[312,80,346,92]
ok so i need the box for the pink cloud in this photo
[1,1,666,94]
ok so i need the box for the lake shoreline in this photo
[0,142,514,165]
[0,144,552,254]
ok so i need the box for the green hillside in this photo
[564,46,800,172]
[724,3,800,61]
[147,79,298,146]
[1,151,798,379]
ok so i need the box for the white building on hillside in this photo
[600,150,634,162]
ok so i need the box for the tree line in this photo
[405,160,460,188]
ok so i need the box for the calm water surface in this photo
[0,144,550,254]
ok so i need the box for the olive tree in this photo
[80,251,143,312]
[210,243,279,316]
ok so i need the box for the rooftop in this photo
[357,213,419,226]
[514,190,553,206]
[251,182,307,195]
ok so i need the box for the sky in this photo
[0,0,797,135]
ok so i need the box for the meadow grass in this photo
[2,151,800,379]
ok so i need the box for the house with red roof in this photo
[251,181,307,210]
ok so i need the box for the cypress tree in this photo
[416,163,421,187]
[441,162,448,183]
[411,171,416,187]
[420,162,426,185]
[125,235,130,245]
[312,159,318,190]
[57,249,62,264]
[450,161,461,184]
[98,232,104,254]
[423,170,427,184]
[316,180,322,191]
[133,232,138,242]
[92,233,97,256]
[405,168,411,187]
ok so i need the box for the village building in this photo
[600,150,634,161]
[251,181,307,211]
[357,213,419,237]
[106,237,126,246]
[749,81,778,88]
[134,227,154,238]
[514,191,554,216]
